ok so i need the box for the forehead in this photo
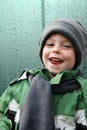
[46,33,70,42]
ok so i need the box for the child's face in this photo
[42,34,76,77]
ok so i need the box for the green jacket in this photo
[0,67,87,130]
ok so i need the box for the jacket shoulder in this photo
[9,70,28,86]
[9,68,40,86]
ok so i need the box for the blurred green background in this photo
[0,0,87,95]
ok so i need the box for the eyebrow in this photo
[47,37,70,43]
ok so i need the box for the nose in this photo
[52,45,61,54]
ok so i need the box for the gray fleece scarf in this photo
[19,75,55,130]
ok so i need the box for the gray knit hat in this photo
[39,18,87,69]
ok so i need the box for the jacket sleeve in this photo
[0,85,13,130]
[74,89,87,130]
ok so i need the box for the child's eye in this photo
[63,45,71,48]
[45,42,54,46]
[62,43,72,49]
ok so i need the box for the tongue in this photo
[50,60,62,65]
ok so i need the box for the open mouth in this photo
[49,57,63,65]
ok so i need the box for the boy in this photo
[0,18,87,130]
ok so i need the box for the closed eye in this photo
[63,45,72,48]
[45,43,54,46]
[62,42,72,49]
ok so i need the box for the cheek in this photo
[42,48,49,60]
[65,51,76,64]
